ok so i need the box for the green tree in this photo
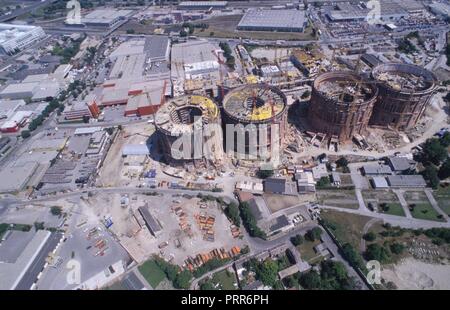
[305,227,322,241]
[257,259,278,287]
[365,243,391,263]
[290,234,304,246]
[390,242,405,255]
[340,243,365,270]
[257,169,274,179]
[50,206,62,216]
[438,158,450,180]
[299,270,321,289]
[174,270,192,289]
[240,202,266,239]
[440,132,450,147]
[419,138,447,165]
[224,202,240,227]
[317,176,330,187]
[336,157,348,168]
[21,130,31,139]
[199,281,216,290]
[126,29,135,34]
[363,231,376,242]
[421,165,440,189]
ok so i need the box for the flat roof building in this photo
[79,9,133,28]
[237,9,307,32]
[387,157,416,173]
[371,176,389,189]
[138,205,162,236]
[386,175,427,188]
[178,1,228,9]
[0,230,62,290]
[362,164,393,176]
[0,23,46,55]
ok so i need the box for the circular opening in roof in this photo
[170,106,202,125]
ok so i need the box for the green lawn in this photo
[211,269,238,290]
[434,185,450,216]
[320,210,372,249]
[378,203,406,217]
[410,204,445,222]
[297,239,322,263]
[138,260,166,288]
[0,223,9,239]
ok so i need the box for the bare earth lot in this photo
[382,257,450,290]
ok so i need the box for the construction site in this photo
[155,95,223,166]
[308,71,378,144]
[221,83,288,161]
[370,63,437,131]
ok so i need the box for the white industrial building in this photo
[326,2,408,22]
[237,9,308,32]
[0,23,46,55]
[80,9,133,28]
[178,1,228,10]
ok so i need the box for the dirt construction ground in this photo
[83,192,245,265]
[96,123,155,187]
[382,257,450,290]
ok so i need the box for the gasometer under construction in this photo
[221,84,288,160]
[155,95,223,164]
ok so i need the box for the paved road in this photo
[0,0,57,23]
[392,189,413,219]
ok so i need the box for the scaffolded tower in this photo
[155,95,223,165]
[308,71,378,142]
[221,83,288,160]
[370,63,437,131]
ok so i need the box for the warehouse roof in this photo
[0,162,38,192]
[145,36,170,60]
[388,157,416,172]
[82,9,133,24]
[122,144,151,156]
[386,175,427,188]
[362,164,393,175]
[238,9,307,30]
[138,205,162,236]
[371,176,389,189]
[74,127,102,135]
[0,99,25,118]
[0,230,52,290]
[172,40,217,66]
[264,178,286,193]
[178,1,228,6]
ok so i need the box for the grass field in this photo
[320,210,372,249]
[138,260,166,288]
[297,239,322,264]
[211,269,238,290]
[316,189,359,209]
[434,185,450,216]
[409,203,445,222]
[378,203,406,217]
